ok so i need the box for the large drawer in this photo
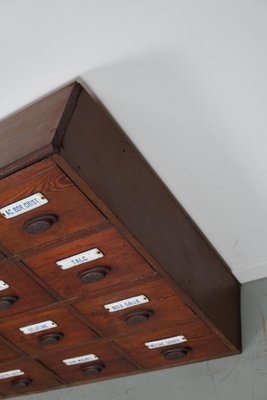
[0,259,54,318]
[0,304,97,354]
[0,160,105,254]
[39,340,137,383]
[23,226,155,299]
[71,277,194,337]
[0,358,62,396]
[0,339,20,364]
[115,320,230,369]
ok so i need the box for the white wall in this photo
[1,0,267,282]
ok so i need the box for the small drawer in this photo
[0,339,21,364]
[23,226,155,299]
[115,320,230,369]
[0,160,105,254]
[71,278,194,337]
[0,259,55,318]
[0,304,97,355]
[39,340,137,383]
[0,359,62,396]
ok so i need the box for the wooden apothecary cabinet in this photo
[0,83,241,398]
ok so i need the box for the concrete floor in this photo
[14,278,267,400]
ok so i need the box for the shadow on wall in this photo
[78,55,267,281]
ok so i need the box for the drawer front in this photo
[0,340,20,364]
[0,260,55,318]
[115,320,230,369]
[23,227,155,299]
[39,341,137,383]
[0,160,105,254]
[0,359,62,396]
[0,305,97,354]
[71,278,194,337]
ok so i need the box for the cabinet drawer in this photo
[23,226,155,299]
[39,341,137,383]
[71,278,194,337]
[0,359,62,396]
[115,320,230,369]
[0,160,105,254]
[0,339,20,364]
[0,259,54,318]
[0,305,97,355]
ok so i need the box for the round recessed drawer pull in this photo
[80,363,105,377]
[79,267,110,284]
[123,309,154,326]
[0,295,18,311]
[38,332,64,345]
[12,378,32,389]
[162,347,192,360]
[23,214,58,235]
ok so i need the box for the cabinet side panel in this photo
[60,87,241,351]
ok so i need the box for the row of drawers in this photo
[0,223,156,309]
[0,323,229,396]
[0,278,194,348]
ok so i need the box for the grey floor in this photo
[14,278,267,400]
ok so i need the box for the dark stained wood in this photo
[0,339,21,364]
[60,86,241,351]
[0,260,55,319]
[0,82,242,397]
[71,277,195,337]
[0,359,63,396]
[39,340,137,383]
[0,83,78,179]
[0,160,105,254]
[22,226,155,299]
[115,321,230,369]
[0,305,98,355]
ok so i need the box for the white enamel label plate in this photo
[0,280,9,291]
[104,295,149,312]
[0,193,48,219]
[0,370,24,380]
[63,354,99,366]
[56,248,104,270]
[145,335,187,349]
[19,320,57,335]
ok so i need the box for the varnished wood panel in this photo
[0,260,55,318]
[0,305,97,355]
[71,277,195,337]
[60,86,241,350]
[115,321,230,369]
[39,341,137,383]
[0,83,79,178]
[0,359,62,396]
[0,339,21,364]
[23,226,155,299]
[0,160,105,254]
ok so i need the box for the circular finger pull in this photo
[0,295,18,311]
[80,363,105,377]
[38,332,64,345]
[12,378,32,389]
[24,214,58,235]
[162,347,192,360]
[123,309,154,326]
[79,267,110,284]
